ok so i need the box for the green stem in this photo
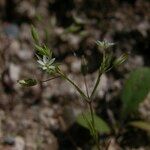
[41,76,60,82]
[58,70,89,102]
[90,71,102,99]
[89,101,95,128]
[88,101,101,150]
[83,75,90,98]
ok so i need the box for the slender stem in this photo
[89,101,95,128]
[88,101,101,150]
[90,49,108,99]
[41,76,60,82]
[83,75,90,98]
[57,67,103,149]
[90,71,102,99]
[58,70,89,102]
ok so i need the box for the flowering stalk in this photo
[18,26,128,150]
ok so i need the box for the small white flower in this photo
[96,40,115,49]
[37,55,56,71]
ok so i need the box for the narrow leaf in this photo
[31,25,40,44]
[129,121,150,132]
[113,53,128,66]
[34,44,45,55]
[34,44,49,56]
[77,112,111,134]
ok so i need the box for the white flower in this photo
[37,55,56,71]
[96,40,115,49]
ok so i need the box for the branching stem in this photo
[41,76,61,82]
[90,71,102,99]
[58,70,89,102]
[88,100,101,150]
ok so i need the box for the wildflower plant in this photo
[18,26,128,150]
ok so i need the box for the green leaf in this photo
[76,112,111,134]
[34,44,46,55]
[64,24,81,33]
[31,25,40,44]
[113,53,128,66]
[43,45,52,57]
[18,78,37,87]
[121,67,150,117]
[129,121,150,132]
[34,44,51,57]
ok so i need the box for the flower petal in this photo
[49,58,55,65]
[42,66,47,70]
[49,66,55,70]
[37,60,45,66]
[43,55,49,63]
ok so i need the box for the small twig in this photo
[88,101,101,150]
[58,70,89,102]
[41,76,60,82]
[88,101,95,129]
[90,70,102,99]
[83,75,90,98]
